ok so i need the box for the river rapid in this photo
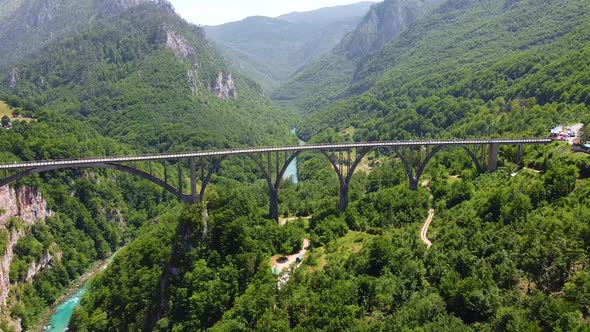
[44,286,87,332]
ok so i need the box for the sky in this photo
[167,0,376,26]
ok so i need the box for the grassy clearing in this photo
[305,231,375,272]
[0,100,34,123]
[0,101,12,118]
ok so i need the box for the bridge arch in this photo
[0,163,192,203]
[247,151,301,221]
[405,144,485,189]
[0,139,546,220]
[322,143,488,210]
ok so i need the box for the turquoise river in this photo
[44,285,87,331]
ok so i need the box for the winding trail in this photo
[419,180,435,248]
[420,208,435,248]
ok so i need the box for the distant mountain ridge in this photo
[204,2,376,91]
[272,0,442,115]
[295,0,590,141]
[277,1,377,24]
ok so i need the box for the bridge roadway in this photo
[0,138,552,221]
[0,139,551,170]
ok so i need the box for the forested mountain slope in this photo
[2,0,293,152]
[0,106,179,330]
[273,0,443,115]
[204,2,375,92]
[0,0,149,68]
[295,0,590,140]
[70,137,590,330]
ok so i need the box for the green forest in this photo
[68,141,590,331]
[0,0,589,331]
[285,0,590,141]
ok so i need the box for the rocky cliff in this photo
[0,186,51,226]
[161,24,196,59]
[0,185,53,307]
[345,0,443,59]
[209,72,237,99]
[6,68,19,89]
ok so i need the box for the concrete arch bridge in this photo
[0,139,551,221]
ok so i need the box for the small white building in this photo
[550,123,583,145]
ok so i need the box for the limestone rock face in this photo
[161,24,196,59]
[7,67,19,89]
[0,186,53,306]
[25,250,61,283]
[30,0,60,27]
[0,186,51,226]
[209,71,237,99]
[187,64,200,95]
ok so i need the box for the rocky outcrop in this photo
[25,250,61,283]
[157,24,237,99]
[0,186,51,226]
[7,67,19,89]
[209,72,236,99]
[160,24,196,59]
[30,0,60,28]
[0,185,52,306]
[1,227,25,307]
[186,64,200,96]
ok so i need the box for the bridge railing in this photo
[0,138,552,170]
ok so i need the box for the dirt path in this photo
[272,239,310,273]
[278,216,311,226]
[420,208,435,248]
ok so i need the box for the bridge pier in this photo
[250,151,300,222]
[190,157,198,203]
[181,194,200,204]
[488,143,499,172]
[409,176,419,191]
[270,188,279,222]
[338,183,349,211]
[323,148,373,212]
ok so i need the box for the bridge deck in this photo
[0,139,551,170]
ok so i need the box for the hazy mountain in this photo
[204,2,376,91]
[0,0,153,68]
[272,0,442,115]
[296,0,590,140]
[277,1,376,24]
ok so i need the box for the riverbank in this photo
[34,250,120,332]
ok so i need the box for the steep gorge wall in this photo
[0,185,53,307]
